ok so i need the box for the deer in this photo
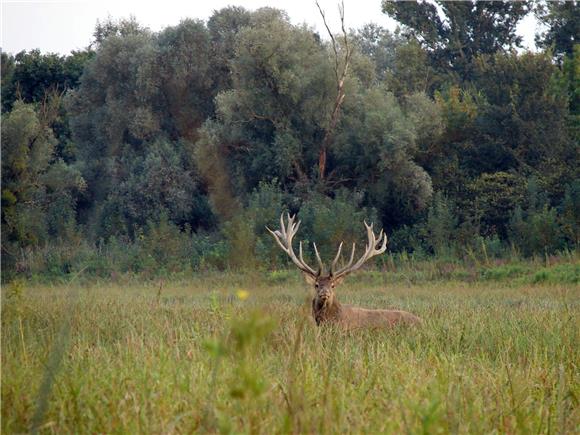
[267,214,422,329]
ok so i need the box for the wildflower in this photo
[236,289,250,301]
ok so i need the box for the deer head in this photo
[267,213,387,314]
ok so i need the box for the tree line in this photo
[2,1,578,279]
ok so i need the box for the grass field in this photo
[2,264,579,433]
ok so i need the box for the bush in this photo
[424,192,458,257]
[560,181,580,246]
[222,215,258,270]
[297,190,378,269]
[388,224,424,253]
[509,204,564,256]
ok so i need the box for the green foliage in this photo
[387,224,423,254]
[298,190,378,264]
[472,52,574,180]
[480,264,527,281]
[2,6,579,281]
[506,176,572,256]
[1,49,93,113]
[246,181,289,266]
[135,214,193,274]
[196,8,335,197]
[207,6,252,93]
[336,86,433,226]
[424,192,458,256]
[91,139,212,240]
[66,17,214,237]
[425,86,479,196]
[1,101,85,280]
[353,24,401,83]
[561,180,580,245]
[529,263,579,285]
[382,0,532,81]
[507,179,565,257]
[535,0,580,61]
[509,204,563,256]
[468,172,526,237]
[222,215,259,270]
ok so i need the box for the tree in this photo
[196,8,433,228]
[353,24,440,96]
[1,49,93,113]
[207,6,253,94]
[353,24,401,82]
[315,0,354,181]
[1,52,16,112]
[560,181,580,246]
[65,20,155,214]
[97,139,213,239]
[156,19,215,142]
[382,0,532,81]
[334,86,434,226]
[92,16,146,47]
[195,7,336,203]
[468,172,526,237]
[1,101,85,270]
[1,49,94,163]
[419,85,479,201]
[424,192,458,256]
[471,51,576,200]
[67,18,215,237]
[535,0,579,62]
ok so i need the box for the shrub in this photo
[424,192,458,257]
[298,190,378,267]
[509,204,564,256]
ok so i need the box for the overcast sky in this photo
[2,0,539,55]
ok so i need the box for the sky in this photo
[1,0,539,55]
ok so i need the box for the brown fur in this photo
[308,275,422,330]
[267,214,421,329]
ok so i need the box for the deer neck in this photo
[312,296,342,325]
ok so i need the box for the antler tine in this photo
[298,241,307,266]
[347,242,356,266]
[266,226,287,252]
[313,242,324,273]
[287,216,293,235]
[333,222,388,279]
[333,242,356,276]
[267,213,318,276]
[293,219,301,236]
[331,241,343,272]
[367,221,375,248]
[280,214,287,238]
[378,230,387,251]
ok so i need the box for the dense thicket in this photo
[2,2,578,280]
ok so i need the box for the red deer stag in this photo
[267,214,422,329]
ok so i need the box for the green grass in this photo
[2,269,579,433]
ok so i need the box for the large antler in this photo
[267,213,324,277]
[330,221,387,279]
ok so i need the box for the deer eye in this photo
[315,283,319,288]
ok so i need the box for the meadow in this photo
[2,260,579,434]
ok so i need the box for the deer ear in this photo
[303,273,317,285]
[333,275,345,286]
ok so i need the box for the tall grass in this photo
[2,269,579,433]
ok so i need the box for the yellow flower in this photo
[236,289,250,301]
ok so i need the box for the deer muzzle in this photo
[317,290,332,304]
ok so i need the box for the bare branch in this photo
[315,0,354,181]
[316,0,340,83]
